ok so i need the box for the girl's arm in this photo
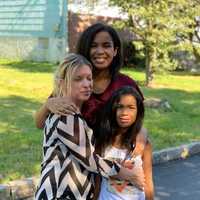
[34,96,78,129]
[142,141,154,200]
[92,175,102,200]
[132,127,148,157]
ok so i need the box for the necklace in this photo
[93,78,111,94]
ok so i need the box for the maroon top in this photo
[82,73,144,128]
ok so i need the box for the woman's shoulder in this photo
[112,73,139,89]
[56,113,90,134]
[115,73,136,83]
[113,73,144,100]
[58,113,85,125]
[52,113,78,127]
[113,73,141,88]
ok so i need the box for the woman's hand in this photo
[46,97,79,115]
[113,161,145,190]
[34,97,79,129]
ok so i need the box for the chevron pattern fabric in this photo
[35,114,120,200]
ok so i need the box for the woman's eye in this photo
[116,104,123,109]
[87,77,92,81]
[104,44,112,48]
[73,77,81,81]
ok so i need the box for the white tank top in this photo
[98,146,145,200]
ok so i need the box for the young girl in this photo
[35,54,145,200]
[95,86,154,200]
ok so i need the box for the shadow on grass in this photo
[0,95,43,183]
[0,87,200,182]
[171,71,200,76]
[143,87,200,116]
[142,87,200,149]
[1,60,56,73]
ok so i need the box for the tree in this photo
[68,0,98,11]
[191,17,200,66]
[110,0,200,86]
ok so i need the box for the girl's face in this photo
[116,94,137,128]
[89,31,117,71]
[66,65,93,107]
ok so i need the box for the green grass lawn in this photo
[0,60,200,183]
[124,68,200,149]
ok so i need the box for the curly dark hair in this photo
[76,23,123,80]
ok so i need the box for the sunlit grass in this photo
[0,61,200,183]
[122,67,200,150]
[0,60,54,183]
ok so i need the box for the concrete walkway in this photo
[154,154,200,200]
[1,143,200,200]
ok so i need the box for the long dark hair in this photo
[76,23,123,80]
[95,86,144,153]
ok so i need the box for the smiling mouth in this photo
[94,58,106,62]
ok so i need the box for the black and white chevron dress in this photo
[35,114,120,200]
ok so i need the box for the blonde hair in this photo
[53,53,92,97]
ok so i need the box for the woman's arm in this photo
[142,141,154,200]
[56,114,120,177]
[56,114,144,188]
[34,102,50,129]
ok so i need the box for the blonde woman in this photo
[35,54,145,200]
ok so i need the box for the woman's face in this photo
[89,31,118,71]
[116,94,137,128]
[70,65,93,107]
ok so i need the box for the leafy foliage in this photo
[110,0,200,85]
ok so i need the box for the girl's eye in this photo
[129,106,136,110]
[115,104,136,110]
[91,43,97,48]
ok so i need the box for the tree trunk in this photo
[145,46,153,86]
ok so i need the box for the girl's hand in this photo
[45,97,79,116]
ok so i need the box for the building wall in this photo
[0,0,67,62]
[68,11,135,52]
[0,36,66,62]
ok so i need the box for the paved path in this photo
[20,154,200,200]
[154,154,200,200]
